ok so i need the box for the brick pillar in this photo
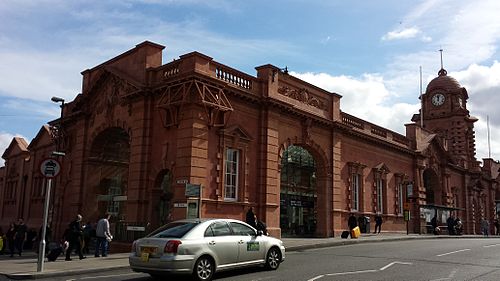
[175,104,209,218]
[258,109,281,237]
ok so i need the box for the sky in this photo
[1,0,500,166]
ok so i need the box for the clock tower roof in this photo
[426,68,461,93]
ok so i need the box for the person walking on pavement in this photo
[66,214,85,261]
[95,213,113,257]
[374,213,383,234]
[246,207,257,228]
[348,213,358,238]
[14,218,27,256]
[6,222,16,257]
[481,218,490,237]
[447,215,456,235]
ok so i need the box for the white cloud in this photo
[292,71,419,133]
[382,27,421,41]
[450,62,500,160]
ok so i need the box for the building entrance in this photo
[280,145,317,237]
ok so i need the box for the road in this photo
[21,238,500,281]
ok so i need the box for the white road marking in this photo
[379,261,413,271]
[306,261,412,281]
[307,275,325,281]
[483,243,500,248]
[78,272,143,279]
[325,269,377,276]
[436,249,470,257]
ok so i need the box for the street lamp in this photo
[37,96,65,272]
[51,96,65,154]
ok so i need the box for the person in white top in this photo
[94,213,112,257]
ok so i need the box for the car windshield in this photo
[147,222,199,238]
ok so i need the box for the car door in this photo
[204,221,239,267]
[229,222,265,263]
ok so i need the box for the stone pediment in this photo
[84,67,142,113]
[218,125,252,143]
[373,162,391,174]
[82,67,143,126]
[27,125,53,150]
[2,137,29,160]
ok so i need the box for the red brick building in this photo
[1,41,499,240]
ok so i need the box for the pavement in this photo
[0,233,491,280]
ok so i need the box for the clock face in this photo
[431,93,445,106]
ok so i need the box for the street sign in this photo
[404,210,411,221]
[39,158,61,178]
[127,226,146,231]
[176,179,188,185]
[185,184,201,197]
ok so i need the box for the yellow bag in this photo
[351,226,361,238]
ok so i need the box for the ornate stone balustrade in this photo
[214,65,252,90]
[341,112,410,148]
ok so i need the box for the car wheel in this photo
[193,255,214,281]
[265,247,281,270]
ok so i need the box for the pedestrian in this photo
[431,215,438,235]
[246,207,257,228]
[348,213,358,238]
[494,218,499,235]
[454,217,463,235]
[374,213,383,234]
[65,214,85,261]
[447,215,455,235]
[14,218,27,256]
[6,222,16,257]
[95,213,113,257]
[481,218,489,237]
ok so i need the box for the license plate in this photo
[141,252,149,262]
[141,246,157,254]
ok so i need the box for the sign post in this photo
[37,158,61,272]
[403,205,411,235]
[185,184,202,219]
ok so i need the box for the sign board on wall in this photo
[185,184,201,197]
[406,183,413,198]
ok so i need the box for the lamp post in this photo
[37,96,65,272]
[51,96,65,154]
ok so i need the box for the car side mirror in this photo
[256,230,263,236]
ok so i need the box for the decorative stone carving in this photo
[278,86,325,110]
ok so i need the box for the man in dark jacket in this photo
[65,214,85,261]
[374,213,383,234]
[246,207,256,228]
[348,213,357,238]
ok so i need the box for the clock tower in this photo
[419,68,478,165]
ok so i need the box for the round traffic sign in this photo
[40,158,61,178]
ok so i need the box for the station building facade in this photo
[1,41,499,240]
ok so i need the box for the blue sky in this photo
[1,0,500,165]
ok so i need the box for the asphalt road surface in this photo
[20,238,500,281]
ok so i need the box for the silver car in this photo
[129,218,285,281]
